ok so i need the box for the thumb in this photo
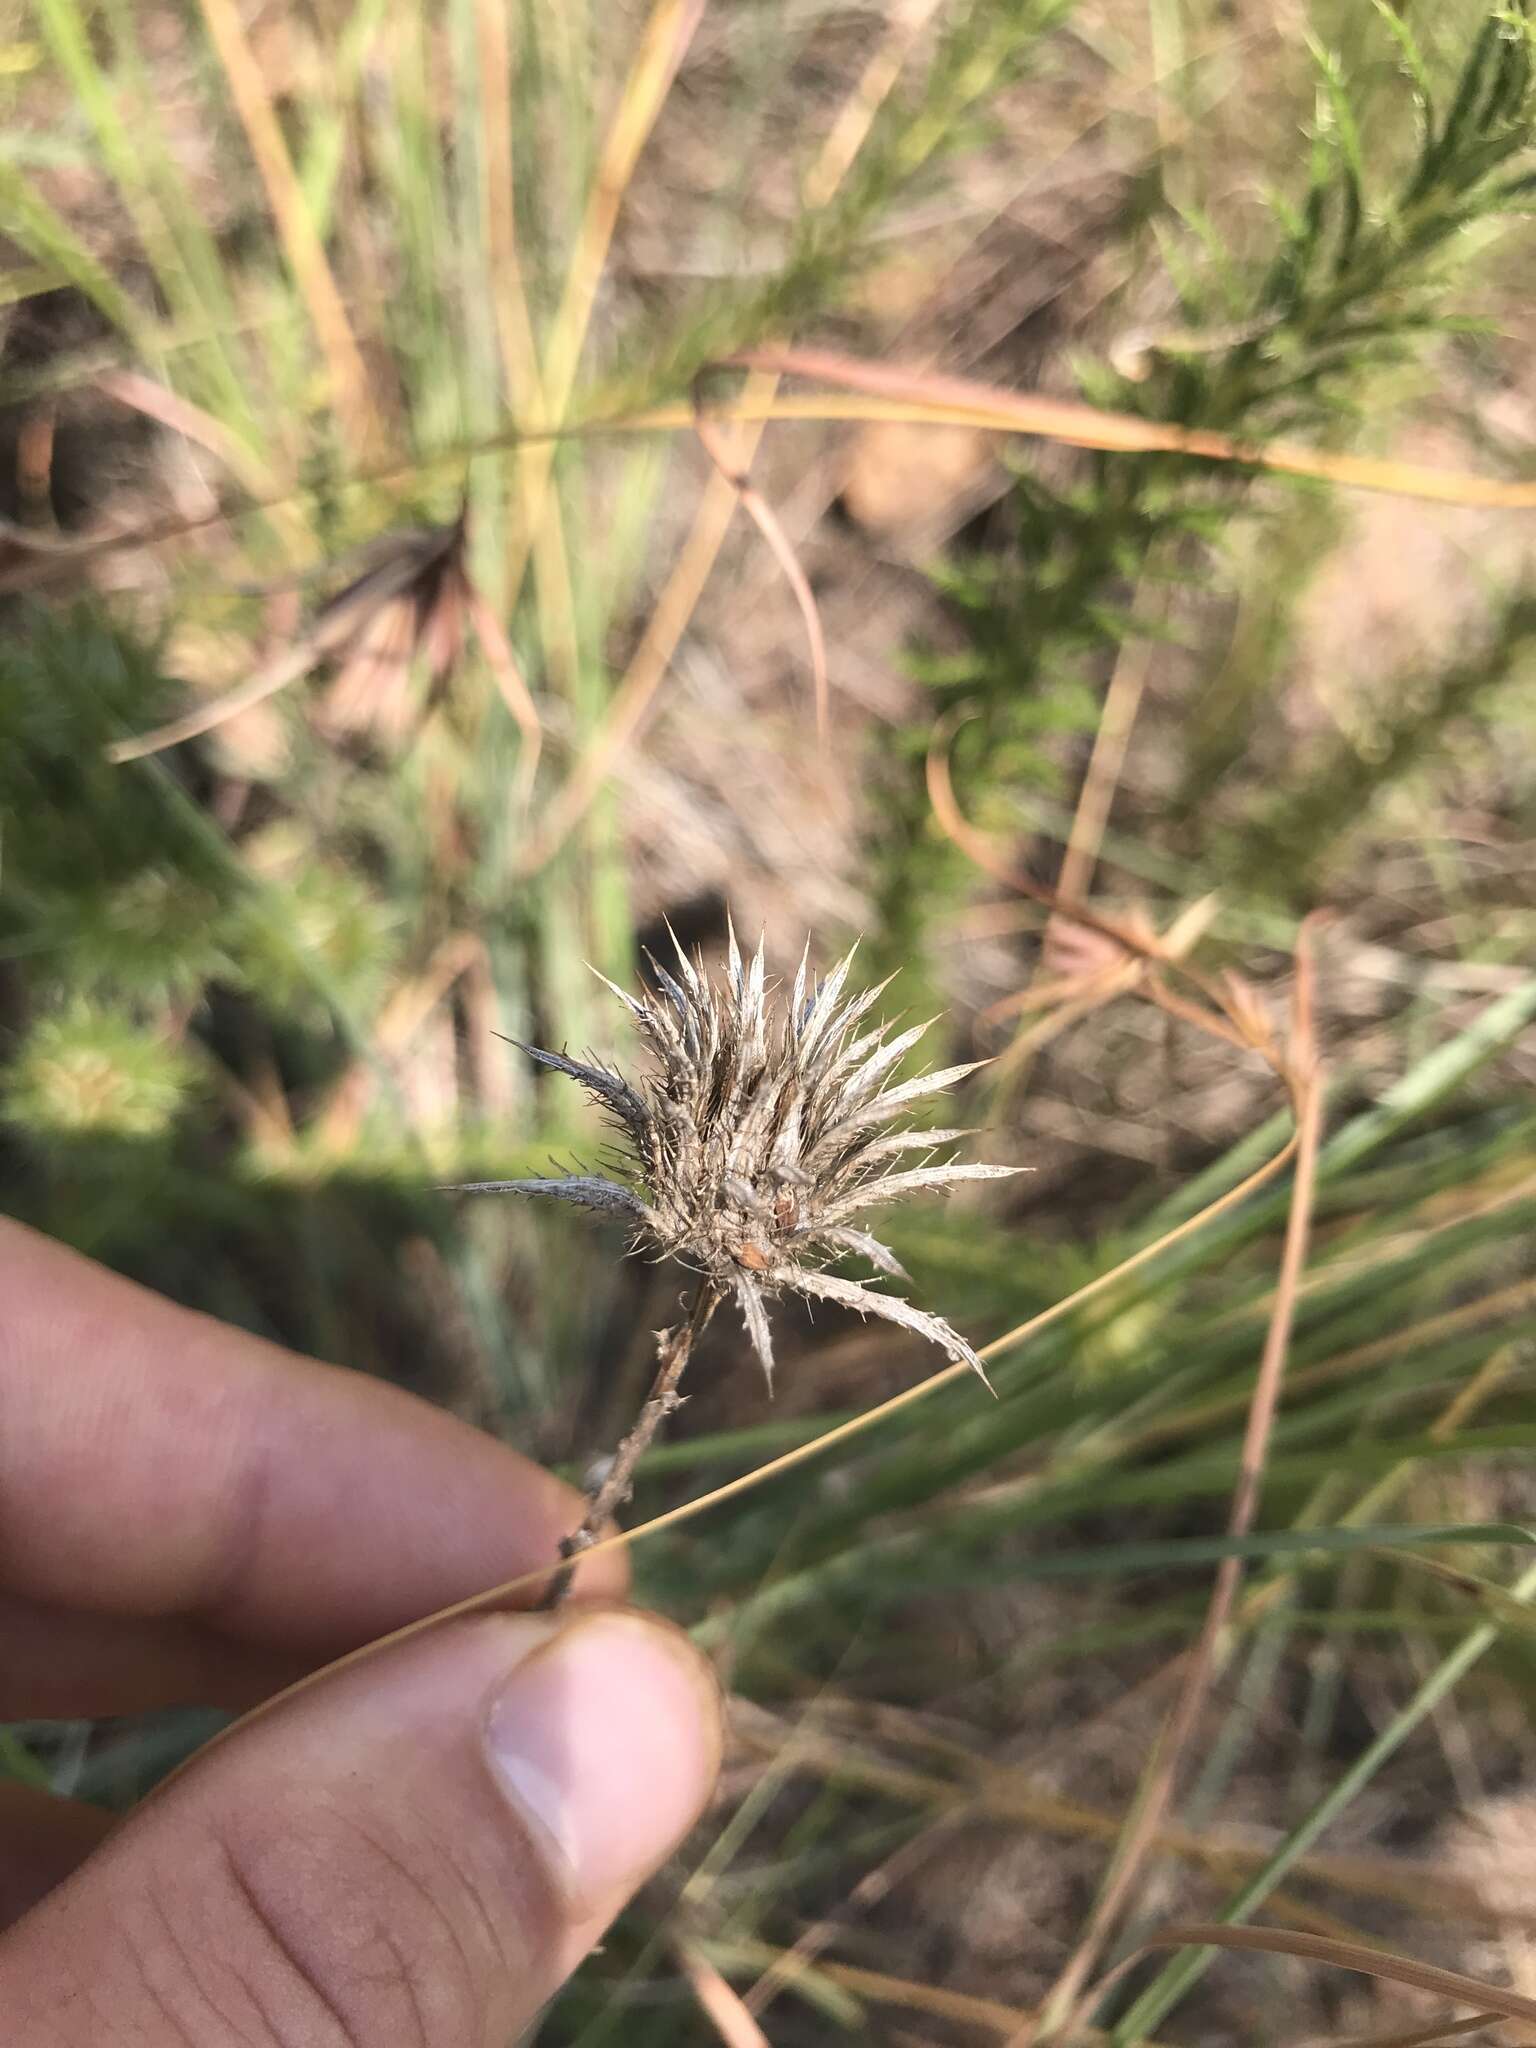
[2,1608,722,2045]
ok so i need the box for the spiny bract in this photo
[448,929,1021,1389]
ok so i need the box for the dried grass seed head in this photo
[449,928,1021,1389]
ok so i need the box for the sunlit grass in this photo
[3,0,1535,2038]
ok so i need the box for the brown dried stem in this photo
[192,0,379,460]
[1013,935,1326,2048]
[1134,1923,1536,2029]
[674,1939,773,2048]
[723,346,1536,511]
[927,729,1276,1070]
[691,397,830,744]
[540,1281,723,1610]
[925,727,1334,2045]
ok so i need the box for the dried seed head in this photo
[447,928,1021,1390]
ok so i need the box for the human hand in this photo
[0,1219,722,2044]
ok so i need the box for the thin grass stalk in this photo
[19,357,1536,603]
[506,451,779,882]
[674,1940,773,2048]
[691,402,830,742]
[747,1713,1536,1936]
[542,0,704,412]
[101,0,272,452]
[0,164,150,345]
[470,0,573,626]
[510,1,943,871]
[733,1941,1044,2038]
[743,1806,971,2022]
[1121,1271,1536,1460]
[513,445,755,875]
[1054,578,1167,906]
[911,761,1358,2037]
[192,0,379,457]
[976,572,1203,1096]
[925,736,1229,981]
[1313,2013,1495,2048]
[1136,1923,1536,2029]
[802,0,947,208]
[696,358,1536,509]
[475,0,545,421]
[472,0,583,777]
[1106,1555,1536,2042]
[499,0,707,616]
[90,369,282,508]
[540,1281,722,1609]
[1027,982,1323,2047]
[311,931,488,1154]
[31,0,241,422]
[738,1734,1381,2024]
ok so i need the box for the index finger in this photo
[0,1220,627,1656]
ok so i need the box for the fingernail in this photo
[483,1610,721,1913]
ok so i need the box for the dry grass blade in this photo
[473,0,587,739]
[729,1929,1054,2039]
[1023,932,1326,2045]
[674,1942,773,2048]
[692,402,830,743]
[191,0,378,458]
[542,0,706,414]
[744,1800,971,2022]
[802,0,945,208]
[513,440,760,876]
[747,1710,1536,1940]
[106,512,481,762]
[313,932,489,1154]
[987,959,1147,1075]
[0,511,181,592]
[475,0,545,422]
[1125,1273,1536,1458]
[1140,974,1255,1055]
[318,585,423,742]
[1005,1338,1530,1918]
[513,6,931,872]
[1333,2012,1500,2048]
[500,0,707,625]
[720,348,1536,510]
[781,1951,1039,2037]
[462,581,542,808]
[1055,598,1161,904]
[983,900,1219,1078]
[91,368,282,504]
[927,730,1283,1076]
[922,726,1336,2044]
[1135,1923,1536,2028]
[106,634,330,764]
[925,734,1149,957]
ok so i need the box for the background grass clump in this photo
[3,0,1536,2039]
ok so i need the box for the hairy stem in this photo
[540,1281,723,1609]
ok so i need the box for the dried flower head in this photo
[449,928,1021,1390]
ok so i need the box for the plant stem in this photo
[540,1280,722,1609]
